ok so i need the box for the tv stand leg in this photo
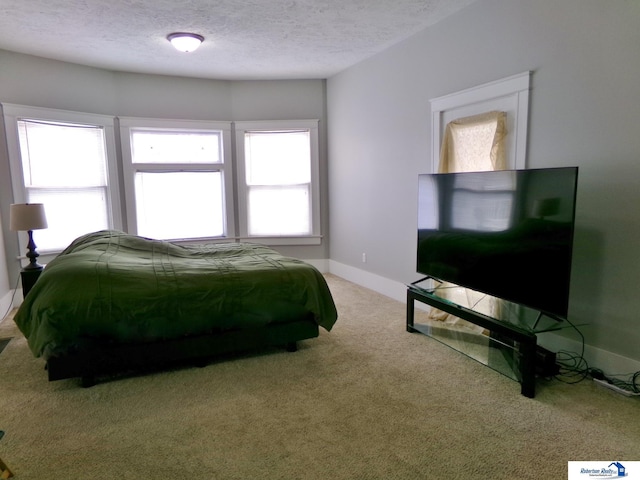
[519,340,537,398]
[406,290,417,332]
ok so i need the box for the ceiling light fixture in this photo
[167,32,204,53]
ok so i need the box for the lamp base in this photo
[24,229,43,271]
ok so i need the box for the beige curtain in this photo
[438,111,507,174]
[428,111,507,325]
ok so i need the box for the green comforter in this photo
[14,230,338,358]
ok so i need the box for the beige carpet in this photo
[0,274,638,479]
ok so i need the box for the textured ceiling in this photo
[0,0,475,80]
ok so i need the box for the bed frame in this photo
[45,316,319,387]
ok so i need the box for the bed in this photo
[14,230,338,386]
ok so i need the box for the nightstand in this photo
[20,266,44,298]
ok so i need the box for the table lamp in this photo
[9,203,48,271]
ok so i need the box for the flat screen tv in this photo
[417,167,578,320]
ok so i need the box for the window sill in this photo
[171,235,322,247]
[238,235,322,246]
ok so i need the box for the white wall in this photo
[0,207,13,320]
[327,0,640,371]
[0,50,328,291]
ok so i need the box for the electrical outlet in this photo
[361,253,367,263]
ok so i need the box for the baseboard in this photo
[328,260,408,303]
[328,261,640,377]
[537,332,640,378]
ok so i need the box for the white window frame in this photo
[2,103,122,254]
[118,116,235,241]
[234,119,321,246]
[430,71,531,172]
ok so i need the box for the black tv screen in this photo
[417,167,578,319]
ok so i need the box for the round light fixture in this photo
[167,32,204,53]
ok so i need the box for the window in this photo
[3,104,121,252]
[430,71,530,173]
[119,117,234,241]
[235,120,321,245]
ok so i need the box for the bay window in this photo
[4,106,323,253]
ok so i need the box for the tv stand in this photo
[407,281,556,398]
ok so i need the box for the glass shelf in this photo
[409,280,578,334]
[408,320,522,384]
